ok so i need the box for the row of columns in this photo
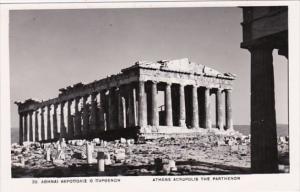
[18,81,233,144]
[19,84,139,144]
[137,81,233,130]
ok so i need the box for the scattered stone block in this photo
[168,160,177,171]
[120,138,126,144]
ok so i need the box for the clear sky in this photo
[9,7,288,128]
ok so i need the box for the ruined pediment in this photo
[135,58,225,77]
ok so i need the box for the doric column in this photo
[132,87,138,126]
[216,89,224,130]
[90,93,97,132]
[47,105,52,140]
[151,81,159,126]
[138,81,147,127]
[179,84,186,127]
[82,95,89,136]
[250,46,278,173]
[225,89,233,130]
[191,85,199,128]
[35,110,39,142]
[23,113,28,142]
[19,113,24,145]
[204,88,212,129]
[53,104,58,139]
[165,83,173,126]
[41,107,45,140]
[122,96,126,128]
[67,100,74,139]
[60,102,66,139]
[28,111,33,141]
[117,88,125,128]
[107,89,115,130]
[74,97,81,137]
[99,91,106,131]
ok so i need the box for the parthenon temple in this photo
[15,58,236,144]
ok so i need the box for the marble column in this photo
[41,107,45,140]
[19,113,24,145]
[192,85,199,128]
[47,105,52,140]
[179,84,186,127]
[250,45,278,173]
[99,91,106,131]
[216,89,224,130]
[107,89,115,130]
[74,97,81,137]
[24,113,28,142]
[60,102,66,139]
[28,111,33,141]
[165,83,173,126]
[53,104,58,139]
[204,88,212,129]
[82,95,89,136]
[90,93,97,132]
[138,81,147,127]
[67,100,74,139]
[133,87,138,126]
[122,96,127,128]
[151,81,159,126]
[35,110,39,142]
[225,89,233,130]
[117,88,125,128]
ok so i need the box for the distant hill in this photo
[10,124,289,144]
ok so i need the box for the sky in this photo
[9,7,288,128]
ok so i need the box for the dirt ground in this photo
[11,132,289,177]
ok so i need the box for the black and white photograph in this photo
[0,1,299,192]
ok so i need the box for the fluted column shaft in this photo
[82,95,89,136]
[24,113,28,141]
[225,89,233,130]
[179,84,186,127]
[60,102,66,138]
[74,97,81,137]
[90,93,97,132]
[47,105,51,140]
[35,110,39,141]
[53,104,58,139]
[19,113,24,145]
[41,107,45,140]
[165,83,173,126]
[216,89,224,130]
[67,100,74,139]
[192,85,199,128]
[138,81,147,127]
[99,91,106,131]
[204,88,211,129]
[28,111,33,141]
[151,82,159,126]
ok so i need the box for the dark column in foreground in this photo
[250,45,278,173]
